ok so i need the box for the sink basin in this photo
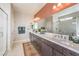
[43,33,53,39]
[60,41,75,47]
[61,41,70,45]
[44,32,53,35]
[44,35,52,37]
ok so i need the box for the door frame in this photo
[0,8,8,56]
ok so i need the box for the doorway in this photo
[0,8,8,56]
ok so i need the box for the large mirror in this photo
[35,16,53,33]
[58,17,76,35]
[58,11,79,36]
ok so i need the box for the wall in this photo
[10,4,15,48]
[36,16,53,33]
[44,16,53,32]
[14,12,33,42]
[53,4,79,33]
[0,3,13,51]
[37,19,45,28]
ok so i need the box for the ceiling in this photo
[12,3,45,16]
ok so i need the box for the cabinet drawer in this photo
[47,42,63,53]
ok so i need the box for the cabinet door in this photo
[54,50,63,56]
[63,47,79,56]
[35,39,42,55]
[63,48,72,56]
[41,42,52,56]
[29,33,33,42]
[29,33,32,42]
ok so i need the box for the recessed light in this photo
[34,17,40,21]
[53,5,56,9]
[57,3,62,7]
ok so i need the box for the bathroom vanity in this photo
[29,32,79,56]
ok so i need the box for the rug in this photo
[23,42,40,56]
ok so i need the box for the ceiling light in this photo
[53,5,56,9]
[34,17,40,21]
[57,3,62,7]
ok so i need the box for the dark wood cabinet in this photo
[53,50,63,56]
[62,47,79,56]
[29,32,53,56]
[41,42,52,56]
[29,32,79,56]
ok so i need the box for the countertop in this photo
[30,31,79,54]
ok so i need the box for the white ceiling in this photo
[12,3,45,16]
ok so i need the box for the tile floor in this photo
[7,39,27,56]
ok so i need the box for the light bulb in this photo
[53,5,56,9]
[57,3,62,7]
[34,17,40,21]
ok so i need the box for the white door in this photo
[0,9,7,56]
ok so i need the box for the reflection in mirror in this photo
[57,11,79,43]
[57,11,79,37]
[37,16,53,33]
[58,16,76,36]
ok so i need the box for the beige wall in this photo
[10,4,15,48]
[14,12,33,42]
[37,16,53,33]
[37,19,45,28]
[44,16,53,33]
